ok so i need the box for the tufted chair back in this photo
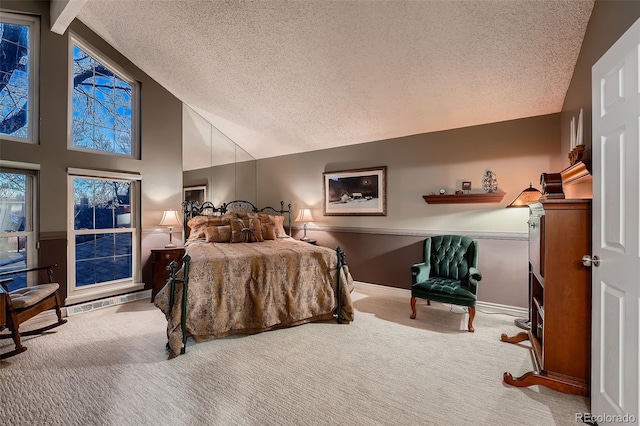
[426,235,478,280]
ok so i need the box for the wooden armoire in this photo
[501,167,592,396]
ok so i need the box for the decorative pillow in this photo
[204,225,231,243]
[257,213,273,224]
[261,223,277,240]
[270,215,288,238]
[187,214,236,238]
[230,218,264,243]
[249,218,264,242]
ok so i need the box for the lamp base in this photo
[165,227,177,248]
[300,223,310,241]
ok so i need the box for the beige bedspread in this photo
[154,238,354,358]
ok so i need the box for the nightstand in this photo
[150,247,185,302]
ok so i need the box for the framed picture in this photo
[183,185,207,205]
[323,166,387,216]
[462,181,471,191]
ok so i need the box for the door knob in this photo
[582,255,601,267]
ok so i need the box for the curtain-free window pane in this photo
[73,178,131,230]
[74,232,132,286]
[0,20,31,140]
[0,236,27,291]
[71,42,134,155]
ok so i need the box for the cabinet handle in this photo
[582,255,601,267]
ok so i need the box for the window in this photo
[67,170,142,304]
[69,34,139,157]
[0,12,39,143]
[0,168,37,292]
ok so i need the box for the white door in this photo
[591,17,640,424]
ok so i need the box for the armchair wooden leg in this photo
[410,297,417,319]
[467,307,476,333]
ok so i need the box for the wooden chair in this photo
[0,265,67,359]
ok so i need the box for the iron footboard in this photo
[165,247,347,356]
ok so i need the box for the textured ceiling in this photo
[76,0,594,160]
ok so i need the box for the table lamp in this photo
[159,210,181,248]
[294,208,314,241]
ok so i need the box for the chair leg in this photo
[467,307,476,333]
[410,297,432,319]
[0,312,27,360]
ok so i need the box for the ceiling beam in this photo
[50,0,88,35]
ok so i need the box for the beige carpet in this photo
[1,283,589,426]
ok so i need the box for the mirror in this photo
[182,104,257,206]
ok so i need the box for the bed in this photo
[154,200,355,358]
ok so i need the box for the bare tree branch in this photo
[0,25,27,94]
[73,65,115,88]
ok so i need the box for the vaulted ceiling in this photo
[66,0,594,160]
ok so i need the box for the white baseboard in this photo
[353,282,527,316]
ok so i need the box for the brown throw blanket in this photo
[154,238,354,358]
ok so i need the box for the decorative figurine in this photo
[482,170,498,193]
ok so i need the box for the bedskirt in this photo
[154,239,354,358]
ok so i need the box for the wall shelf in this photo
[422,192,506,204]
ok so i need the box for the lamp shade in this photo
[506,184,543,208]
[295,208,314,223]
[159,210,181,227]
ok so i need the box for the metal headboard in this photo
[182,199,293,239]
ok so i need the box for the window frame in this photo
[66,168,143,305]
[0,11,40,144]
[67,32,140,159]
[0,164,39,289]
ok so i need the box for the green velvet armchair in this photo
[410,235,482,332]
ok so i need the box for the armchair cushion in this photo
[412,278,476,306]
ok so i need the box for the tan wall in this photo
[256,0,640,308]
[258,114,562,233]
[258,114,562,308]
[0,1,183,302]
[561,0,640,166]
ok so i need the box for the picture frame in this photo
[183,185,207,205]
[462,181,472,191]
[323,166,387,216]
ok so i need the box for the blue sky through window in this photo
[0,22,30,139]
[72,44,133,155]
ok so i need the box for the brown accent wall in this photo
[0,1,183,304]
[561,0,640,166]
